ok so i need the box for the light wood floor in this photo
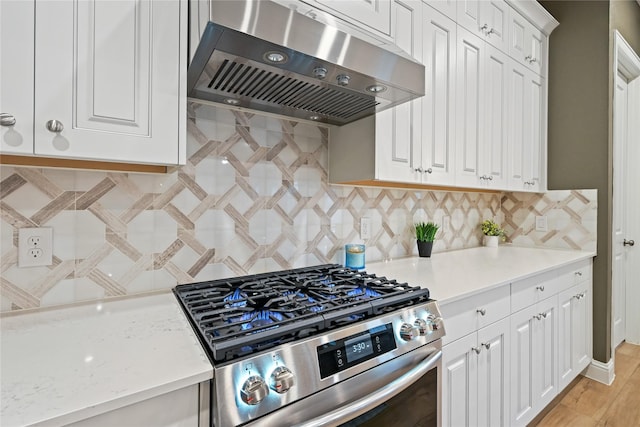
[531,342,640,427]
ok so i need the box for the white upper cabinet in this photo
[1,0,186,166]
[455,27,485,188]
[0,0,34,155]
[457,0,509,53]
[508,61,544,192]
[425,0,457,21]
[33,0,186,165]
[376,0,422,183]
[419,4,457,186]
[508,8,546,76]
[315,0,392,36]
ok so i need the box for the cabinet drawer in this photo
[440,286,510,344]
[511,269,557,313]
[554,260,592,293]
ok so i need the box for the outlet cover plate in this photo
[360,217,371,239]
[535,216,548,232]
[18,227,53,267]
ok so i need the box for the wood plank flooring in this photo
[531,342,640,427]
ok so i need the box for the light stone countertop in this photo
[365,246,596,304]
[0,292,213,427]
[0,246,595,426]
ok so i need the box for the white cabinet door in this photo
[455,26,484,188]
[558,281,592,390]
[0,0,34,155]
[442,333,478,427]
[420,4,456,186]
[532,296,558,413]
[376,0,421,183]
[33,0,184,165]
[508,60,543,192]
[316,0,392,35]
[523,71,544,191]
[477,318,510,427]
[510,304,536,427]
[508,9,546,76]
[481,44,509,189]
[457,0,508,52]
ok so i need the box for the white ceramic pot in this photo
[484,235,499,247]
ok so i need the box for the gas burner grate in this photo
[174,264,430,362]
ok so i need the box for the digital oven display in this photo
[317,323,397,378]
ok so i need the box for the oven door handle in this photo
[293,349,442,427]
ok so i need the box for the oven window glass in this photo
[338,367,437,427]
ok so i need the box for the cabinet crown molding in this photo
[506,0,559,35]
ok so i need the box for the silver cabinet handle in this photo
[575,271,583,276]
[539,312,548,319]
[624,239,635,247]
[425,168,433,174]
[477,308,486,316]
[482,342,491,350]
[46,120,64,133]
[472,347,482,354]
[534,314,542,320]
[487,28,495,35]
[530,57,538,64]
[536,285,545,292]
[525,180,535,186]
[292,350,441,427]
[414,167,423,173]
[1,113,16,126]
[480,24,489,33]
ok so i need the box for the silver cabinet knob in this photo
[414,167,424,173]
[472,346,482,354]
[1,113,16,127]
[539,312,548,319]
[240,375,269,405]
[425,168,433,174]
[482,342,491,350]
[46,120,64,133]
[536,285,545,292]
[575,271,583,277]
[624,239,635,247]
[534,314,542,320]
[486,28,495,35]
[530,57,538,64]
[270,366,294,394]
[476,308,486,316]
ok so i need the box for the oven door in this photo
[245,340,441,427]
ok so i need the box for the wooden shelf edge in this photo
[0,154,168,174]
[331,179,503,194]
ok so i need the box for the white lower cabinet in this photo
[558,279,592,390]
[442,317,510,427]
[510,296,558,427]
[441,259,593,427]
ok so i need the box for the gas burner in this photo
[174,264,430,362]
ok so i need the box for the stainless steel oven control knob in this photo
[414,319,428,335]
[426,314,443,332]
[270,366,295,394]
[240,375,269,405]
[399,323,419,341]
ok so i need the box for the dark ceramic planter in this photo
[417,240,434,257]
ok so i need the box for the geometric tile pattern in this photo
[502,189,597,252]
[0,103,595,312]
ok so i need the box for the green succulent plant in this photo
[415,221,440,242]
[481,219,506,241]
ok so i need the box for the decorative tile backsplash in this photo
[0,104,596,312]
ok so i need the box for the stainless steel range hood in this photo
[187,0,425,126]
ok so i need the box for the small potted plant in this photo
[415,221,440,257]
[481,219,506,247]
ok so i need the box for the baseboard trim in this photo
[584,358,615,385]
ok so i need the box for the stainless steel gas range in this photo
[174,264,445,427]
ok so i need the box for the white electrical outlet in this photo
[18,227,53,267]
[535,216,548,232]
[360,217,371,239]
